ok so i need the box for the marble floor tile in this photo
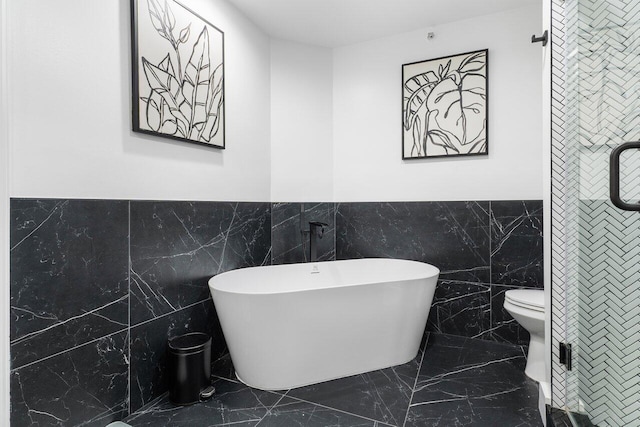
[211,353,237,383]
[405,334,541,426]
[126,333,542,427]
[547,407,573,427]
[125,378,284,427]
[285,347,423,426]
[257,397,387,427]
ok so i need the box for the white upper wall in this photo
[1,0,10,422]
[333,4,543,201]
[8,0,271,201]
[7,1,542,203]
[227,0,539,48]
[270,39,333,202]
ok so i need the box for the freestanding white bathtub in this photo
[208,258,439,390]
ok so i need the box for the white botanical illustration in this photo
[403,50,487,158]
[136,0,224,147]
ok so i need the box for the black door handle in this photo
[610,141,640,211]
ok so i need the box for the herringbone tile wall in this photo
[577,201,640,426]
[551,0,640,425]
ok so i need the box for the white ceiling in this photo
[226,0,539,47]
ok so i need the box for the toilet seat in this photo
[505,289,544,313]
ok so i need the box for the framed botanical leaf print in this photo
[402,49,488,159]
[131,0,225,148]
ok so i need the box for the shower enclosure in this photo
[550,0,640,425]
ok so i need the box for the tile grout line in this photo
[402,334,429,427]
[489,200,493,340]
[280,393,397,427]
[9,295,128,346]
[16,297,212,374]
[333,202,338,260]
[126,391,169,419]
[130,298,209,330]
[211,371,346,424]
[211,373,240,384]
[10,328,127,372]
[254,391,288,427]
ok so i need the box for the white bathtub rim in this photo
[209,258,440,295]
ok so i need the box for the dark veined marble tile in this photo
[10,331,129,427]
[10,199,129,369]
[258,397,385,427]
[211,352,237,382]
[426,280,490,338]
[547,406,573,427]
[125,378,283,427]
[271,202,335,265]
[286,344,424,426]
[336,202,490,282]
[487,284,531,346]
[490,200,543,287]
[11,295,129,371]
[546,406,596,427]
[130,201,270,325]
[406,334,540,427]
[129,299,225,413]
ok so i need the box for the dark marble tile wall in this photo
[9,197,541,425]
[487,200,544,345]
[10,199,130,426]
[9,198,271,425]
[336,200,543,346]
[130,201,271,326]
[337,201,491,282]
[271,202,335,264]
[11,332,129,426]
[10,199,129,370]
[491,201,544,287]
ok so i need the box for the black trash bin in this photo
[167,332,215,405]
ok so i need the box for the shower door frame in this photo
[549,0,640,424]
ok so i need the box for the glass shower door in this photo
[551,0,640,425]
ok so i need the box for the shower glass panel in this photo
[552,0,640,425]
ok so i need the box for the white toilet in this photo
[503,289,545,383]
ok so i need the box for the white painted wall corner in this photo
[0,0,12,422]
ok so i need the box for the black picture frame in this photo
[402,49,488,159]
[131,0,225,149]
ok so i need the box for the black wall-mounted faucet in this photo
[308,221,328,262]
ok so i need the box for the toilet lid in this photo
[505,289,544,312]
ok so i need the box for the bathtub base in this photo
[234,350,419,391]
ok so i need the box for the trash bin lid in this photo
[168,332,211,354]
